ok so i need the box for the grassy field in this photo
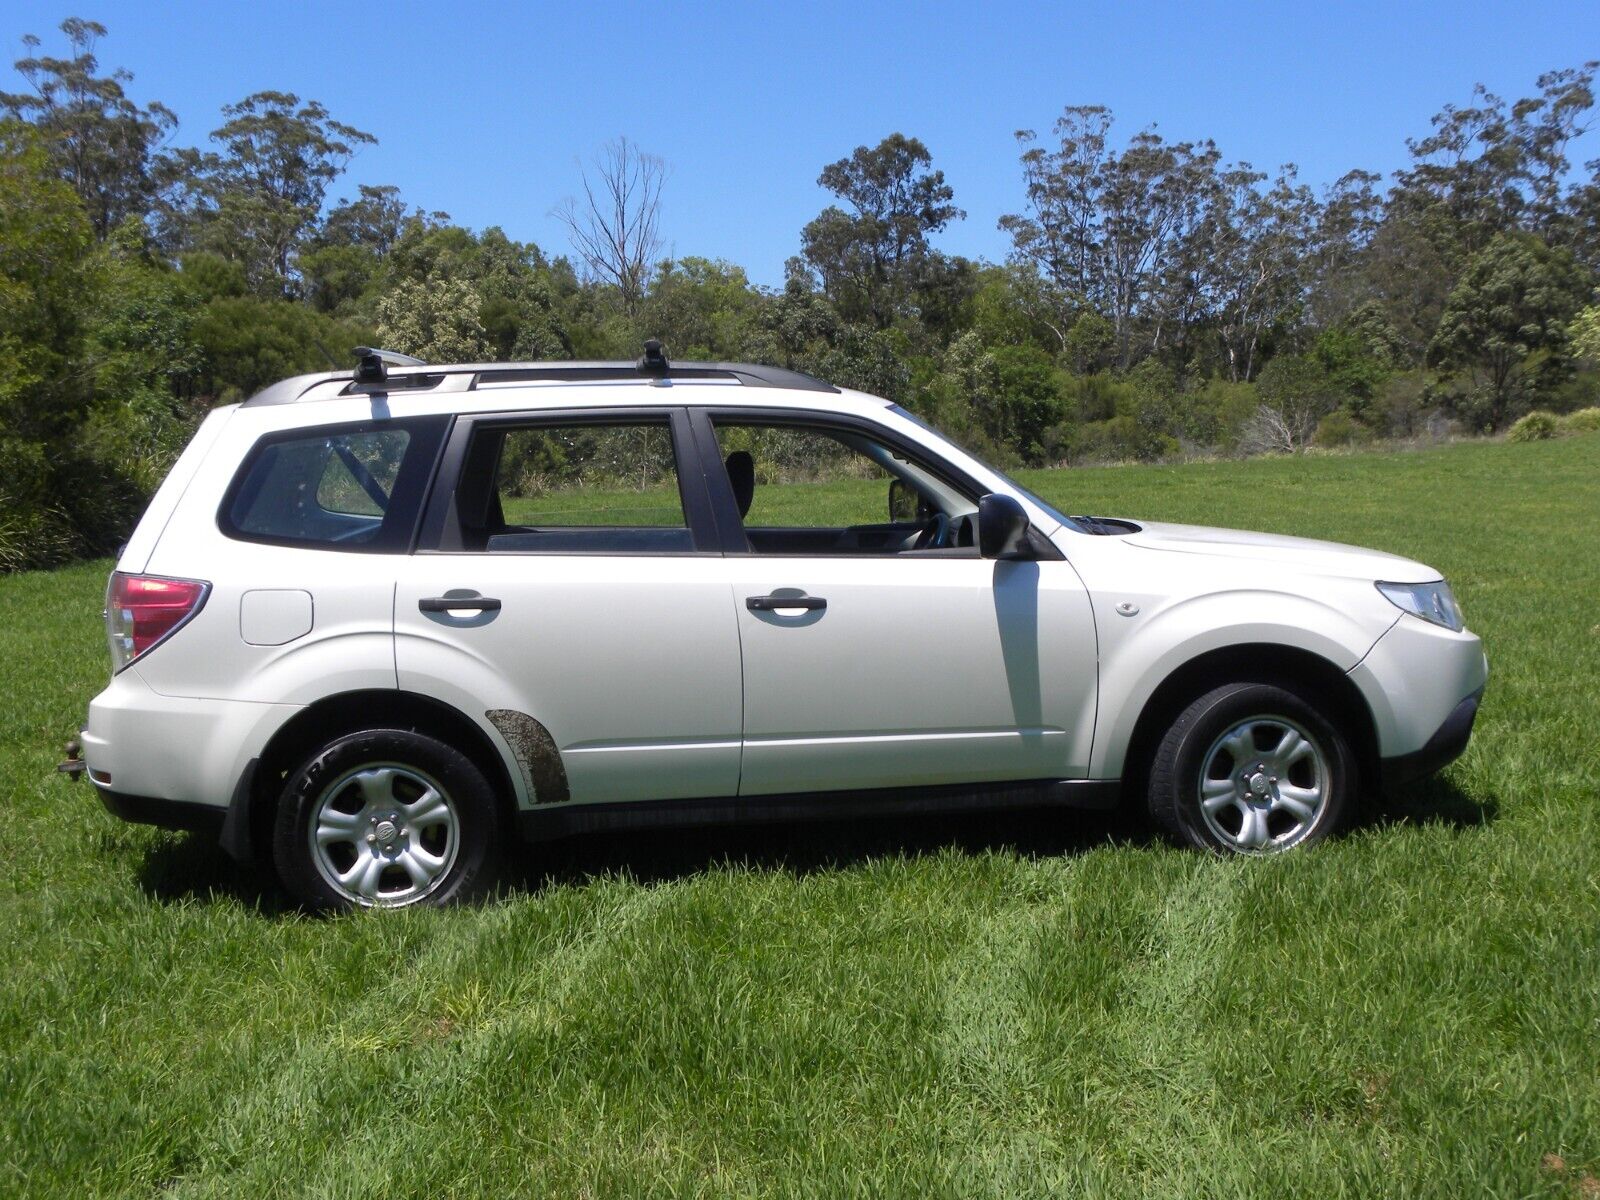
[2,434,1598,1197]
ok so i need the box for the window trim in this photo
[217,416,449,554]
[416,407,723,556]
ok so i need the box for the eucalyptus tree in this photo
[799,133,964,330]
[176,91,376,296]
[0,18,177,240]
[1201,165,1318,381]
[1001,110,1227,369]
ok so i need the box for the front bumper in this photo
[1378,687,1482,791]
[1347,614,1488,763]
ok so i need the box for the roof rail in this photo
[241,357,840,406]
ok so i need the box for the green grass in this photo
[498,473,895,528]
[2,435,1598,1197]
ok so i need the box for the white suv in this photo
[79,345,1487,908]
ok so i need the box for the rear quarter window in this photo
[220,417,447,551]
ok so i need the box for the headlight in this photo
[1376,580,1464,632]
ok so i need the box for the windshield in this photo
[888,405,1083,533]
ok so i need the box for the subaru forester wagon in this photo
[80,344,1487,908]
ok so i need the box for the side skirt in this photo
[515,778,1121,842]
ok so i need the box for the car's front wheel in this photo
[272,728,500,910]
[1146,682,1354,854]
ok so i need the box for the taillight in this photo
[105,572,210,672]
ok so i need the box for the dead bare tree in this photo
[553,137,666,313]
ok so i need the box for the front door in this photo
[700,413,1098,796]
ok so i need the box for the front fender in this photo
[1089,588,1392,778]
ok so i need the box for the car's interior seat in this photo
[724,450,755,518]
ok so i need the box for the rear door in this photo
[394,408,743,806]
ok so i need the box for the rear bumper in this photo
[1378,687,1482,792]
[82,667,296,810]
[96,786,226,835]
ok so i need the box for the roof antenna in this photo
[636,338,670,382]
[353,346,427,386]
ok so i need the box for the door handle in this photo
[746,594,826,612]
[419,595,502,613]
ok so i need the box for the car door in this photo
[695,410,1099,797]
[393,408,743,807]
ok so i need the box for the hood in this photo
[1118,520,1439,583]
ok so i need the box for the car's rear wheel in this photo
[1146,682,1354,854]
[272,729,500,910]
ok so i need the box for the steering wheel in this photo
[913,511,951,550]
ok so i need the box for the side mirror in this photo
[978,493,1032,559]
[888,479,922,522]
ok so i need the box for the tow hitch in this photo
[58,737,85,782]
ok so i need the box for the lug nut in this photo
[366,834,376,844]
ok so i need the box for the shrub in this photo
[1314,410,1370,448]
[1071,416,1178,464]
[1560,407,1600,434]
[1507,410,1560,442]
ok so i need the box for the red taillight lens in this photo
[105,572,210,672]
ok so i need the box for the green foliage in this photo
[193,296,373,400]
[1064,310,1115,373]
[800,133,963,330]
[1560,405,1600,433]
[1241,354,1342,451]
[1313,409,1370,448]
[1428,232,1590,430]
[1506,410,1561,441]
[1570,304,1600,364]
[641,258,773,361]
[177,91,377,296]
[1311,325,1390,421]
[0,121,106,567]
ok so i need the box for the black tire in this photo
[1146,682,1355,854]
[272,728,500,911]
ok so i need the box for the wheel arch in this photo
[1115,643,1380,806]
[229,689,521,864]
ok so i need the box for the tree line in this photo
[2,17,1597,570]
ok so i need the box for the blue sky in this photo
[7,1,1599,286]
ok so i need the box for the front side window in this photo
[465,420,694,553]
[711,419,980,555]
[222,420,442,551]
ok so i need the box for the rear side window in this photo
[221,418,446,552]
[451,419,695,553]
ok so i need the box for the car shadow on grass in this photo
[511,804,1151,892]
[1360,774,1498,834]
[133,807,1145,911]
[134,776,1495,910]
[136,831,296,914]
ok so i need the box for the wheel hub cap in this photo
[308,764,460,907]
[1197,715,1330,853]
